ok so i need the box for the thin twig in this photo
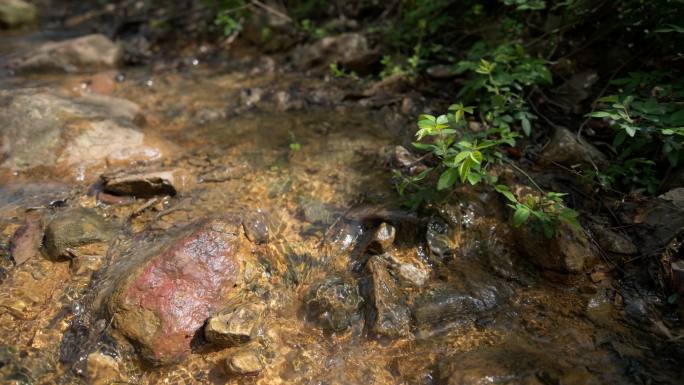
[128,197,160,220]
[250,0,292,22]
[504,158,545,194]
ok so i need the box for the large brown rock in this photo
[539,126,608,169]
[0,89,172,181]
[8,34,122,73]
[0,0,36,28]
[516,221,595,274]
[293,33,379,74]
[108,218,248,364]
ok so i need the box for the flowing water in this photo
[0,14,682,385]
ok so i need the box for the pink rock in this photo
[108,218,245,364]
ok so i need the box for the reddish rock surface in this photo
[108,218,245,364]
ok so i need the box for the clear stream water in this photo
[0,21,681,385]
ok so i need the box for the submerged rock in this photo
[436,346,595,385]
[426,216,460,262]
[0,89,171,181]
[379,251,430,287]
[367,222,396,254]
[8,34,122,73]
[108,218,246,364]
[224,347,264,376]
[412,279,505,336]
[0,0,36,28]
[304,276,363,333]
[366,256,411,338]
[86,352,126,385]
[205,302,265,347]
[101,168,189,198]
[242,210,270,245]
[44,208,114,260]
[9,211,43,265]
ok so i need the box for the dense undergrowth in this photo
[202,0,683,234]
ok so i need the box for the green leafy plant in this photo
[495,185,580,238]
[299,19,327,39]
[289,131,301,152]
[586,72,684,193]
[397,102,579,236]
[329,63,358,80]
[209,0,248,36]
[455,42,551,137]
[501,0,547,11]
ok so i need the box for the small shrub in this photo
[397,102,579,237]
[587,72,684,193]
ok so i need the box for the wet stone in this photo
[426,217,458,262]
[9,211,43,265]
[205,302,265,347]
[516,221,595,274]
[379,251,429,287]
[101,168,182,198]
[44,208,113,260]
[391,145,419,170]
[367,222,396,254]
[366,256,411,338]
[0,89,171,181]
[304,276,363,333]
[8,34,123,73]
[243,210,270,245]
[108,218,245,364]
[0,0,36,28]
[86,352,125,385]
[225,348,264,376]
[412,282,503,336]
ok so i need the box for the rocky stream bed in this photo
[1,1,684,384]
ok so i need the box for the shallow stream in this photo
[0,16,681,385]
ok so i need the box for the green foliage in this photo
[289,131,301,152]
[501,0,546,11]
[495,185,580,238]
[329,63,358,80]
[587,72,684,193]
[207,0,248,36]
[455,42,551,137]
[398,101,579,236]
[299,19,327,39]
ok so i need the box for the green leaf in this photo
[458,158,473,183]
[452,151,471,166]
[437,168,459,190]
[512,206,530,227]
[470,150,483,164]
[587,111,613,118]
[625,126,637,137]
[412,142,435,151]
[495,184,518,203]
[521,117,531,136]
[467,171,482,185]
[559,207,579,222]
